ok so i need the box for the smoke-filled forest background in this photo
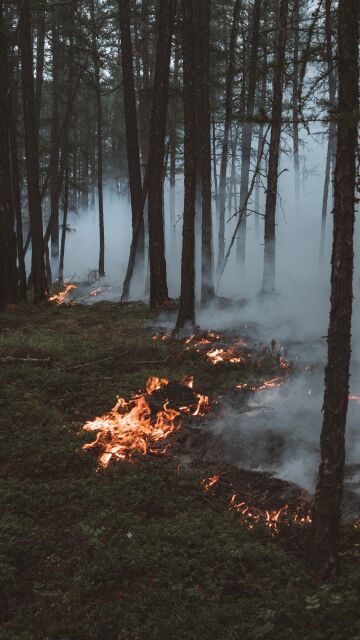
[2,0,356,310]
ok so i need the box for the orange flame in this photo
[83,376,210,466]
[49,283,77,305]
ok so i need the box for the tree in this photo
[147,0,176,308]
[217,0,241,275]
[319,0,337,261]
[311,0,359,578]
[175,0,196,332]
[20,0,48,303]
[0,1,18,309]
[199,0,215,303]
[90,0,105,278]
[260,0,288,296]
[119,0,145,294]
[236,0,262,268]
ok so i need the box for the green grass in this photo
[0,301,359,639]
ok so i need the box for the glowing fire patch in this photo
[205,348,244,365]
[83,376,209,466]
[202,474,312,533]
[49,283,77,305]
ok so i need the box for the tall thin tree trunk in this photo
[34,1,45,139]
[169,42,179,255]
[9,64,27,301]
[260,0,288,296]
[0,2,18,307]
[58,158,69,285]
[119,0,145,294]
[50,19,61,273]
[212,111,219,216]
[310,0,358,579]
[319,0,337,261]
[20,0,48,303]
[292,0,300,211]
[90,0,105,278]
[254,36,268,242]
[217,0,241,275]
[236,0,262,267]
[200,0,215,303]
[175,0,196,332]
[147,0,176,308]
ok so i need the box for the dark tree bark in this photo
[254,39,268,242]
[90,0,105,278]
[292,0,300,211]
[217,0,241,275]
[236,0,262,267]
[119,0,145,291]
[148,0,176,308]
[311,0,359,579]
[0,2,18,308]
[50,18,61,271]
[20,0,48,303]
[200,0,215,304]
[169,42,179,255]
[9,61,27,301]
[58,153,69,285]
[319,0,337,261]
[260,0,288,296]
[175,0,196,332]
[34,0,45,137]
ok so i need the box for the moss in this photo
[0,302,359,639]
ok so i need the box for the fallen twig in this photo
[0,356,52,365]
[65,350,130,371]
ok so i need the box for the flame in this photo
[83,376,210,466]
[202,474,221,493]
[236,376,285,393]
[229,493,312,532]
[205,348,244,365]
[49,283,77,305]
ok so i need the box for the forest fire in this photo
[202,473,312,533]
[236,376,285,393]
[205,348,244,365]
[49,283,77,305]
[83,376,210,466]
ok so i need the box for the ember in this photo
[205,348,244,365]
[49,283,77,305]
[83,376,210,466]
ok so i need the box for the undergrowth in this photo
[0,301,359,639]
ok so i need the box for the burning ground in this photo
[1,301,360,639]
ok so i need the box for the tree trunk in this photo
[175,0,196,332]
[169,42,179,255]
[34,0,45,138]
[198,0,215,304]
[90,0,105,278]
[119,0,145,291]
[9,62,27,301]
[319,0,337,261]
[260,0,288,296]
[50,19,61,271]
[236,0,262,267]
[58,156,69,285]
[0,2,18,307]
[292,0,300,211]
[310,0,358,579]
[217,0,241,275]
[20,0,48,303]
[148,0,176,308]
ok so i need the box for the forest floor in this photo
[0,300,359,640]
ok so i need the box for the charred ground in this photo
[0,301,359,639]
